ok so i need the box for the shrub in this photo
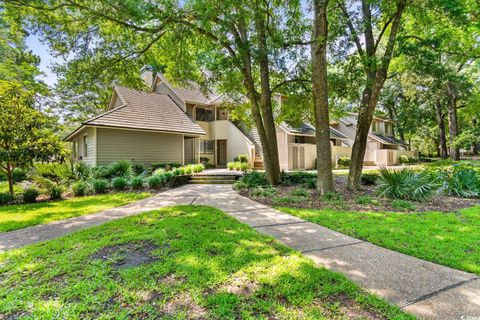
[233,181,249,190]
[23,188,39,203]
[361,172,379,185]
[72,163,94,181]
[72,181,90,197]
[130,176,144,190]
[92,179,108,194]
[321,192,344,203]
[154,168,166,175]
[282,171,317,186]
[168,162,182,169]
[391,199,416,211]
[227,162,235,170]
[291,187,309,197]
[147,175,163,189]
[356,196,379,205]
[172,167,182,176]
[0,192,14,205]
[12,168,27,182]
[132,163,146,176]
[251,186,277,198]
[239,162,250,171]
[306,178,317,189]
[237,154,249,163]
[112,177,128,191]
[337,156,351,167]
[163,171,174,183]
[377,167,438,201]
[236,171,269,189]
[0,172,6,181]
[192,164,205,173]
[442,168,480,198]
[49,186,63,200]
[398,155,409,164]
[151,163,166,171]
[108,160,132,178]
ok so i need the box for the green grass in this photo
[278,206,480,275]
[0,193,151,233]
[0,181,23,195]
[0,205,412,319]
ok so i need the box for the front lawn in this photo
[279,206,480,275]
[0,205,412,319]
[0,193,150,233]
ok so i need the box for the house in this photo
[332,113,415,166]
[65,67,413,170]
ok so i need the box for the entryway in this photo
[217,140,227,166]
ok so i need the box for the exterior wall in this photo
[374,149,416,166]
[331,146,352,164]
[288,143,316,170]
[74,127,96,166]
[154,82,185,111]
[276,129,289,170]
[212,120,255,165]
[96,128,183,166]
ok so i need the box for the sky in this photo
[25,34,59,86]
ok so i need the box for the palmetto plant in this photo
[442,168,480,198]
[377,167,438,202]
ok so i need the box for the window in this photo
[372,122,379,132]
[83,135,88,157]
[199,140,214,153]
[196,107,214,122]
[72,141,78,159]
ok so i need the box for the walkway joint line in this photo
[300,241,364,254]
[190,196,198,205]
[400,277,480,309]
[253,221,309,229]
[227,207,269,214]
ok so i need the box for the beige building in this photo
[65,68,413,169]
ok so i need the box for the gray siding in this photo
[154,82,185,111]
[96,128,183,166]
[76,127,96,165]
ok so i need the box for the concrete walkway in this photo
[1,184,479,319]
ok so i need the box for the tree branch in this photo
[338,2,365,58]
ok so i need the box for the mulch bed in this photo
[239,175,480,213]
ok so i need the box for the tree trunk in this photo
[472,119,478,155]
[6,163,14,197]
[447,83,460,160]
[435,100,448,159]
[311,0,334,194]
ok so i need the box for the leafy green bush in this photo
[0,192,14,205]
[233,180,249,190]
[172,167,182,176]
[0,172,6,181]
[147,175,163,189]
[130,176,144,190]
[22,188,39,203]
[378,167,438,201]
[132,163,146,176]
[321,192,344,203]
[356,196,379,205]
[281,171,317,186]
[112,177,128,191]
[227,162,235,170]
[72,163,94,181]
[391,199,416,211]
[235,154,249,163]
[72,181,90,197]
[398,155,409,164]
[251,186,277,197]
[191,164,205,173]
[361,172,379,185]
[337,156,351,167]
[12,168,27,182]
[442,168,480,198]
[108,160,132,178]
[306,178,316,189]
[151,163,166,171]
[92,179,108,194]
[235,171,269,189]
[49,186,63,200]
[291,187,309,197]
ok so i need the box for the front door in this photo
[217,140,227,166]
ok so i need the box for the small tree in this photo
[0,81,66,196]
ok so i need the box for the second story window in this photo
[372,122,379,133]
[196,107,214,121]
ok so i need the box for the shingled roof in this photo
[280,122,348,139]
[65,86,205,140]
[371,133,408,146]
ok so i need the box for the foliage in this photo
[200,157,210,167]
[321,192,345,206]
[92,179,108,194]
[107,160,133,178]
[49,186,63,200]
[130,176,145,190]
[306,178,317,189]
[22,188,39,204]
[291,187,309,197]
[131,163,146,176]
[398,155,409,164]
[273,196,308,204]
[0,193,150,233]
[112,177,128,191]
[0,81,67,196]
[337,156,351,168]
[251,186,277,198]
[234,171,269,189]
[391,199,416,211]
[377,167,438,201]
[233,154,249,163]
[356,196,379,205]
[147,175,163,189]
[12,168,27,182]
[151,162,182,172]
[72,181,90,197]
[442,168,480,198]
[0,192,13,205]
[281,171,317,186]
[227,161,250,171]
[278,205,480,275]
[361,172,379,185]
[32,162,72,192]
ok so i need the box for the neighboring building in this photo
[65,67,413,169]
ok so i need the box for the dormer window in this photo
[372,122,379,132]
